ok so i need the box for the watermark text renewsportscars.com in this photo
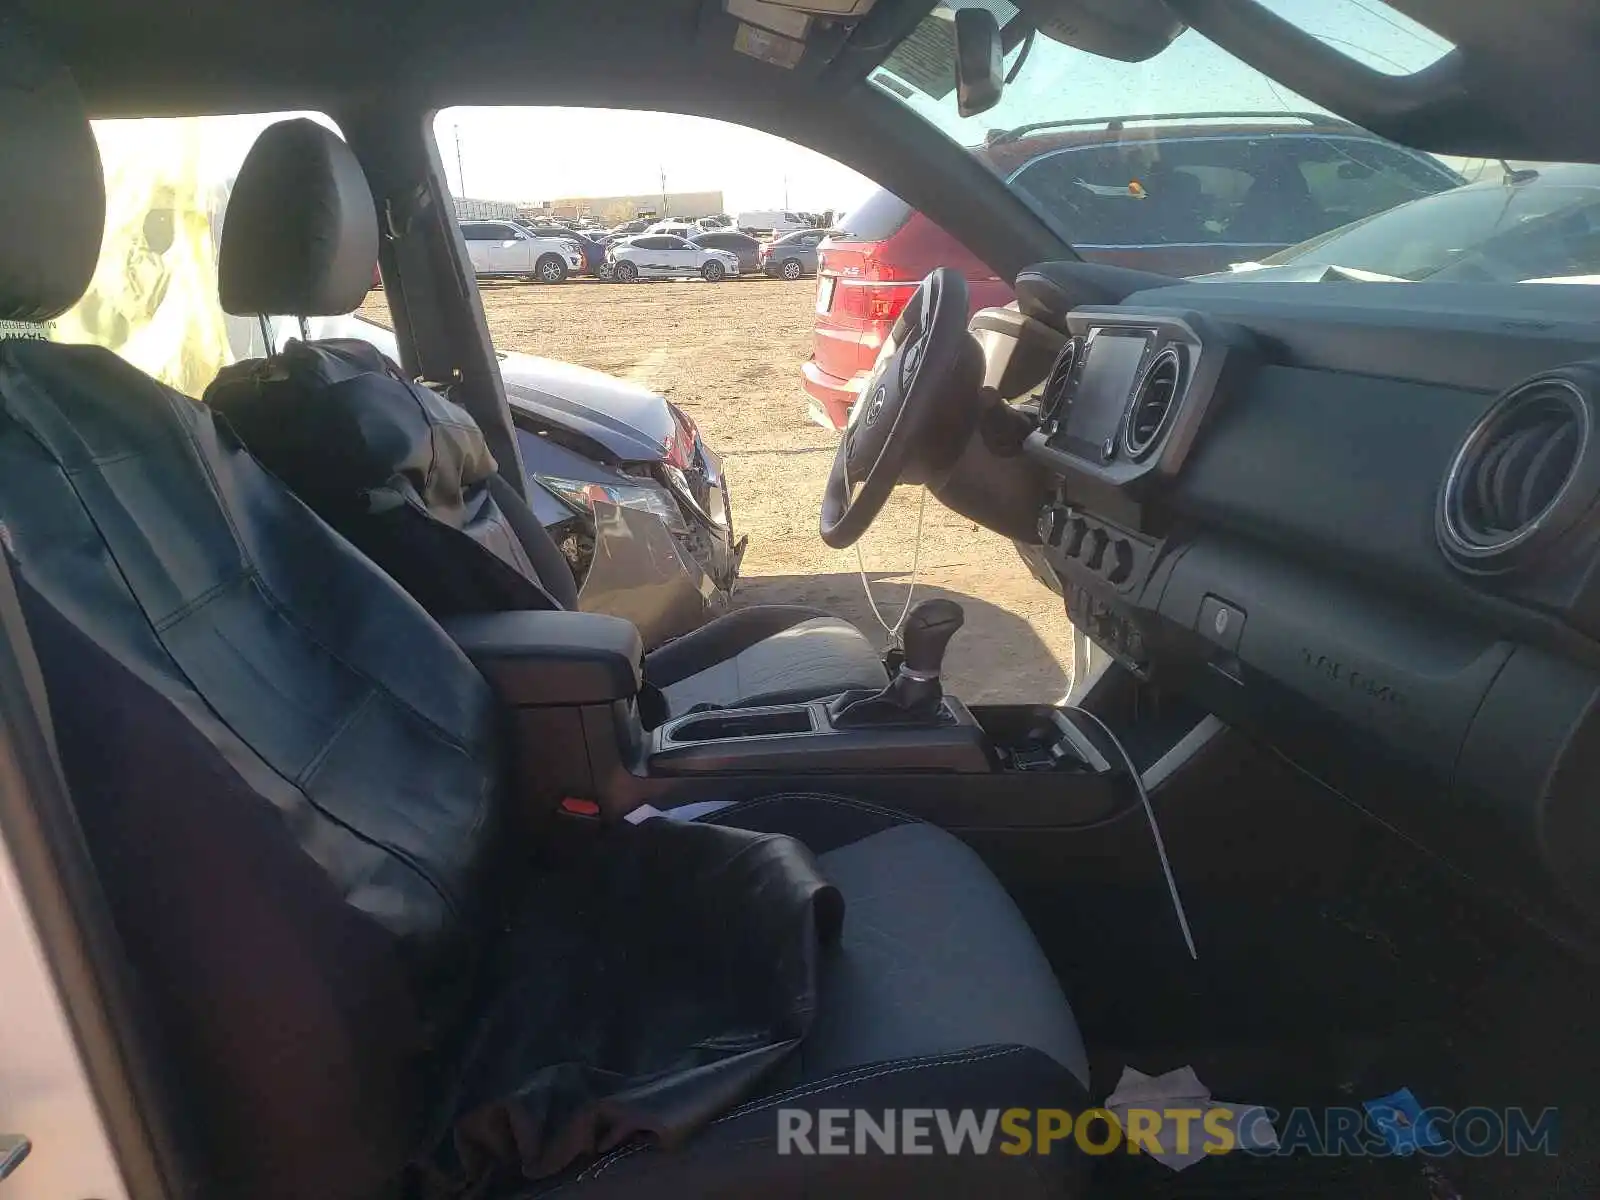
[776,1106,1558,1159]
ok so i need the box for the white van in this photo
[736,210,809,235]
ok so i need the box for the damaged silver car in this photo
[247,314,747,648]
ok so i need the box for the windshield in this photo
[868,2,1597,284]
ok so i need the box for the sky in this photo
[436,107,876,215]
[434,0,1454,216]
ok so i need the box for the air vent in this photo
[1039,337,1080,435]
[1438,371,1597,575]
[1122,346,1183,460]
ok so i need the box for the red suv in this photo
[803,190,1011,429]
[804,113,1462,428]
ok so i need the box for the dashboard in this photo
[988,264,1600,929]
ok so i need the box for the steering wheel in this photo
[819,267,985,549]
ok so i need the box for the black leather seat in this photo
[208,117,890,719]
[0,28,1090,1200]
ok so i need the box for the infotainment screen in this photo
[1060,330,1150,455]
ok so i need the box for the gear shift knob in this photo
[900,599,965,678]
[828,599,965,729]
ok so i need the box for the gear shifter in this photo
[829,599,965,728]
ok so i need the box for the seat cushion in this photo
[644,607,890,716]
[550,794,1090,1198]
[710,794,1089,1086]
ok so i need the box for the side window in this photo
[1145,139,1270,246]
[661,237,689,250]
[1294,139,1455,227]
[1011,135,1446,249]
[461,223,495,240]
[633,236,668,249]
[1010,146,1179,246]
[1158,137,1337,247]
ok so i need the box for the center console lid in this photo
[443,610,642,706]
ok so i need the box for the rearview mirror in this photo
[1013,0,1185,62]
[953,7,1005,118]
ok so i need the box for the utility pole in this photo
[454,125,466,197]
[660,166,669,216]
[783,174,790,209]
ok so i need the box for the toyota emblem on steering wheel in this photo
[864,385,888,425]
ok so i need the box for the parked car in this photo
[736,209,810,235]
[609,217,654,237]
[497,356,746,639]
[689,229,763,274]
[516,220,608,275]
[696,215,734,230]
[984,111,1462,275]
[1204,162,1600,284]
[608,234,741,282]
[760,227,829,280]
[804,189,1011,428]
[646,220,699,240]
[222,307,745,645]
[459,219,585,283]
[803,112,1463,428]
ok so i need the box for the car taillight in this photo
[832,282,915,323]
[819,239,921,324]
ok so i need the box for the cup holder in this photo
[665,707,816,744]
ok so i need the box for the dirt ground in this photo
[363,277,1073,702]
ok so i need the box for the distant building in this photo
[528,191,725,224]
[453,196,519,220]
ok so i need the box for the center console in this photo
[650,697,993,774]
[441,604,1144,836]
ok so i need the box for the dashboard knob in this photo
[1108,539,1135,584]
[1084,528,1109,570]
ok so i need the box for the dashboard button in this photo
[1063,517,1089,557]
[1084,527,1109,571]
[1107,539,1135,584]
[1198,595,1246,654]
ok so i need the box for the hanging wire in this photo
[845,443,930,640]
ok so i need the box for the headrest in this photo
[0,17,105,322]
[218,119,379,317]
